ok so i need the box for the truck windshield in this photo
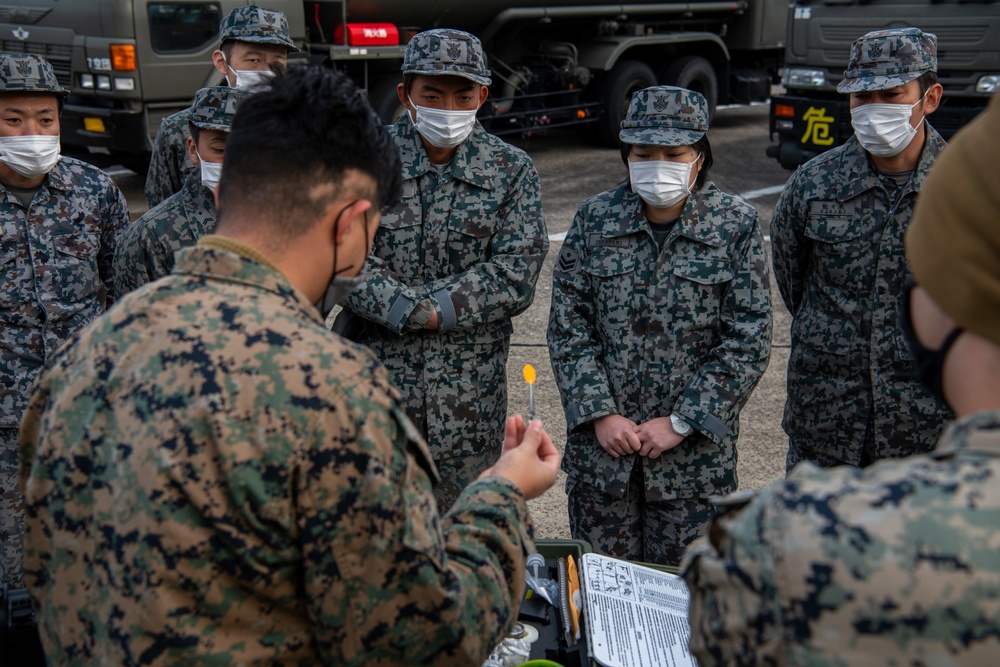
[148,2,221,53]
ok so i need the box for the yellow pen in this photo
[523,364,536,421]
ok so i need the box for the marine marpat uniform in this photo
[0,156,129,589]
[115,166,218,295]
[682,411,1000,665]
[20,238,534,665]
[340,116,548,509]
[143,107,194,208]
[771,128,951,467]
[547,181,771,558]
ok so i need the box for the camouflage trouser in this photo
[1,427,24,589]
[434,448,502,514]
[566,462,716,567]
[786,409,877,473]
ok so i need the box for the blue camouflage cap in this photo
[189,86,246,132]
[219,5,298,51]
[619,86,709,146]
[837,27,937,94]
[0,54,67,96]
[402,29,491,85]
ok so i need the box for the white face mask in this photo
[629,155,700,208]
[850,93,926,158]
[196,148,223,191]
[408,97,479,149]
[0,135,61,179]
[223,55,275,92]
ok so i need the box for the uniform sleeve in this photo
[144,121,186,209]
[546,207,618,431]
[112,219,161,297]
[769,170,811,315]
[99,178,131,304]
[680,490,785,665]
[672,216,772,445]
[300,362,532,666]
[341,255,437,334]
[418,160,548,332]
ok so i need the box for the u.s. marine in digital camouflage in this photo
[547,86,771,566]
[0,53,129,593]
[337,29,548,512]
[683,93,1000,663]
[21,239,536,666]
[115,86,244,295]
[771,27,951,470]
[143,5,294,207]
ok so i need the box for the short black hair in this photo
[217,64,401,243]
[917,71,938,97]
[186,121,202,144]
[619,135,714,191]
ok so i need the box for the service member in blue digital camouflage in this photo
[335,29,549,512]
[115,86,244,295]
[144,4,295,208]
[0,54,129,609]
[771,27,951,471]
[547,86,772,566]
[21,64,560,666]
[682,90,1000,666]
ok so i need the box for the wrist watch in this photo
[670,413,692,437]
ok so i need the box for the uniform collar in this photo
[35,156,74,191]
[393,115,498,191]
[931,411,1000,458]
[604,181,726,248]
[175,236,322,324]
[837,122,947,202]
[180,170,217,210]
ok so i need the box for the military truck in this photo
[0,0,786,168]
[766,0,999,170]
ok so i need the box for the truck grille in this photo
[0,41,71,86]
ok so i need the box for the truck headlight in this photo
[782,68,826,88]
[976,75,1000,94]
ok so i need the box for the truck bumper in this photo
[60,100,152,157]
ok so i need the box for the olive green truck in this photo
[766,0,999,169]
[0,0,788,168]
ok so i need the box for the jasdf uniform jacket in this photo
[144,107,194,208]
[21,238,535,666]
[340,117,548,461]
[113,170,217,295]
[770,126,951,465]
[682,410,1000,665]
[0,156,129,429]
[547,182,771,500]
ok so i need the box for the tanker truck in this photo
[766,0,999,170]
[0,0,786,168]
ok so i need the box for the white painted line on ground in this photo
[739,184,785,200]
[549,231,568,242]
[105,167,136,178]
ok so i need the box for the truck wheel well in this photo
[587,59,657,147]
[661,56,718,122]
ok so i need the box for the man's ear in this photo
[332,198,375,245]
[923,82,944,116]
[187,136,200,166]
[212,50,229,80]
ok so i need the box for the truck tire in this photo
[590,60,657,147]
[662,56,718,122]
[367,77,406,125]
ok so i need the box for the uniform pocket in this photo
[793,305,855,356]
[51,231,102,305]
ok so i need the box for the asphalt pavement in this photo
[110,102,796,540]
